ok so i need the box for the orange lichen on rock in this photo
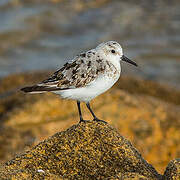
[0,71,179,174]
[0,121,161,179]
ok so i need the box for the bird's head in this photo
[96,41,137,67]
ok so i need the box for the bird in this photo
[21,41,137,123]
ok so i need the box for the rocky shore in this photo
[0,71,179,179]
[0,121,179,179]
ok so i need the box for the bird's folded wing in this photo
[21,52,106,93]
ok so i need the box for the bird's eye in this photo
[111,50,116,54]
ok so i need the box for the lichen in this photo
[0,121,161,179]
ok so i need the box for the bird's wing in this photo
[21,50,107,93]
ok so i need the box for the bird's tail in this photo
[21,85,50,94]
[21,85,68,93]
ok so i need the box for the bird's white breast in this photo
[54,72,120,102]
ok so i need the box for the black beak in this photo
[122,55,137,67]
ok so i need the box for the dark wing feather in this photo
[21,50,107,93]
[21,85,69,93]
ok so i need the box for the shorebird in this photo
[21,41,137,123]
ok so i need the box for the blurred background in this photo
[0,0,179,87]
[0,0,180,175]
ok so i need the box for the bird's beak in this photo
[122,55,137,67]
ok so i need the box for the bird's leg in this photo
[77,101,86,123]
[86,102,107,123]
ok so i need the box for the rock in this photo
[163,159,180,180]
[0,72,180,173]
[0,121,161,179]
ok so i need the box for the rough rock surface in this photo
[0,72,180,174]
[163,159,180,180]
[0,121,161,179]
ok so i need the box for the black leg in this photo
[86,102,107,123]
[77,101,85,123]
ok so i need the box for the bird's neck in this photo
[108,58,121,71]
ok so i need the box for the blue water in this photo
[0,0,180,88]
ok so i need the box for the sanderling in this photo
[21,41,137,123]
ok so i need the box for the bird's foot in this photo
[79,118,87,123]
[93,118,107,124]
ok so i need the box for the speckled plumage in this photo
[40,50,118,89]
[21,41,137,122]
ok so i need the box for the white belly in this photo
[54,74,120,102]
